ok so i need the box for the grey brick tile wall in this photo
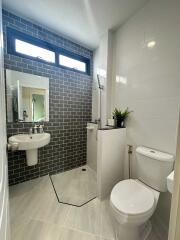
[3,9,93,185]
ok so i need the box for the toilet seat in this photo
[110,179,155,216]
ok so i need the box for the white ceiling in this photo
[2,0,148,49]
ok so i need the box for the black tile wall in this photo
[3,9,93,185]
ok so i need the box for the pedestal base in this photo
[26,149,38,166]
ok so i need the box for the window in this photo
[7,28,90,75]
[15,39,55,63]
[59,55,86,72]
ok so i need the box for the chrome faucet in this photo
[39,125,44,133]
[33,124,39,134]
[29,125,38,134]
[29,125,44,134]
[29,127,33,135]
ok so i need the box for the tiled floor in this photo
[51,165,97,206]
[9,175,161,240]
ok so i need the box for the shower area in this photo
[50,121,98,207]
[49,74,104,207]
[49,122,99,207]
[50,164,97,206]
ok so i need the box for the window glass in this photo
[59,54,86,72]
[15,39,55,63]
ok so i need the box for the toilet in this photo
[110,146,174,240]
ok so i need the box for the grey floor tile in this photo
[51,165,97,206]
[9,174,162,240]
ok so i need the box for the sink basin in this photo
[8,133,50,166]
[167,171,174,194]
[9,133,50,150]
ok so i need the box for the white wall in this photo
[112,0,180,232]
[92,32,108,126]
[168,111,180,240]
[0,0,10,239]
[87,123,98,172]
[97,128,126,199]
[92,31,113,127]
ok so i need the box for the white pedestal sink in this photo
[8,133,50,166]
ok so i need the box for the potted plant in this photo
[113,108,132,128]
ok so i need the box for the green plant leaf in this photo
[113,107,133,119]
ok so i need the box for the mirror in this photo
[6,69,49,122]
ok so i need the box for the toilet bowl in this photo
[110,146,174,240]
[110,179,159,240]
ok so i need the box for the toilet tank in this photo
[136,146,174,192]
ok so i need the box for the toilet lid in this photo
[110,179,154,216]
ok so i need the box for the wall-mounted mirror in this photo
[6,70,49,122]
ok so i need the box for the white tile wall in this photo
[112,0,180,232]
[92,32,108,127]
[97,128,126,199]
[87,123,98,172]
[92,31,113,127]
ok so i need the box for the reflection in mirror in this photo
[6,70,49,122]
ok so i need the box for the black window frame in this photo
[7,27,91,75]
